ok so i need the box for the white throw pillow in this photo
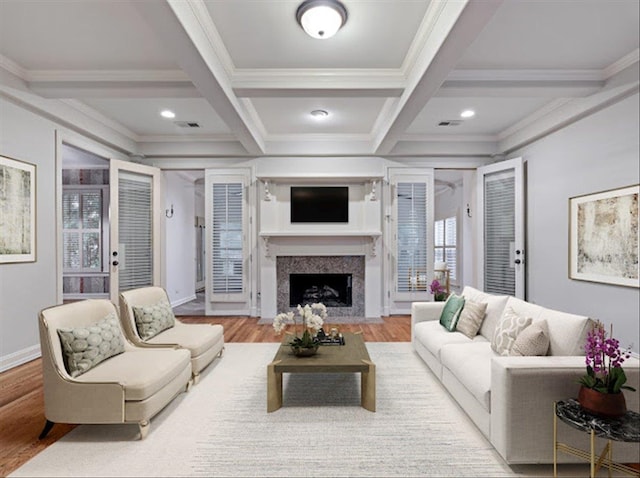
[510,320,550,356]
[491,307,532,356]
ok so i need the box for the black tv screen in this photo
[291,186,349,223]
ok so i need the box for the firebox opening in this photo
[289,273,353,307]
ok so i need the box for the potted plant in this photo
[273,303,326,356]
[577,320,635,418]
[429,279,448,302]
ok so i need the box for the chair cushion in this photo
[75,348,191,401]
[491,307,532,356]
[510,320,550,356]
[133,299,175,340]
[148,323,224,358]
[455,300,488,339]
[57,313,126,378]
[439,294,465,331]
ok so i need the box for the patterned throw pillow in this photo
[455,300,488,339]
[491,307,533,356]
[510,320,550,356]
[438,294,466,332]
[57,313,126,378]
[132,299,175,340]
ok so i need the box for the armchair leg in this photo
[39,419,55,439]
[193,372,201,385]
[186,378,193,392]
[218,346,225,358]
[138,420,150,440]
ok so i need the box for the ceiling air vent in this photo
[174,121,201,128]
[438,120,463,127]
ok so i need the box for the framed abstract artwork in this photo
[0,155,36,263]
[569,184,639,287]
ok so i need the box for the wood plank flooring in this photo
[0,315,410,476]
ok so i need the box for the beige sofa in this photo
[39,299,192,439]
[411,286,640,464]
[119,287,224,384]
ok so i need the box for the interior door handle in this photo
[112,260,119,266]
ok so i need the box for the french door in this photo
[476,157,526,299]
[109,159,162,303]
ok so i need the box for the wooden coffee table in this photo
[267,331,376,412]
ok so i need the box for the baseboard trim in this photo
[0,345,41,373]
[171,294,197,308]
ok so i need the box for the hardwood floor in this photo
[0,315,410,476]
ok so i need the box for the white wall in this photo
[0,98,58,369]
[164,172,196,306]
[515,93,640,352]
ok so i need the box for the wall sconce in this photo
[466,203,472,218]
[165,204,174,218]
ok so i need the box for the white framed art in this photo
[0,155,37,264]
[569,184,639,287]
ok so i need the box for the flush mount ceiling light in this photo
[460,109,475,119]
[296,0,348,39]
[310,109,329,118]
[160,109,175,119]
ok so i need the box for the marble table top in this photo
[556,399,640,443]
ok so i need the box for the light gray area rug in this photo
[11,343,590,477]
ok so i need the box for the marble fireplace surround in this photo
[277,256,365,317]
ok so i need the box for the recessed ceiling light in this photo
[160,110,175,119]
[310,109,329,118]
[460,109,475,119]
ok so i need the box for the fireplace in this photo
[290,273,352,307]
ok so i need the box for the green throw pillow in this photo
[57,313,126,378]
[439,294,465,332]
[132,299,175,340]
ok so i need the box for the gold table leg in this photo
[267,360,282,413]
[553,403,558,478]
[361,359,376,412]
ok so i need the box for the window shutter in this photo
[484,173,515,295]
[211,182,244,297]
[396,182,428,293]
[444,217,457,282]
[118,173,153,291]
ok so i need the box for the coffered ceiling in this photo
[1,0,638,161]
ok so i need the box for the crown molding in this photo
[447,68,605,82]
[59,99,139,141]
[138,134,236,143]
[0,54,27,80]
[25,69,190,82]
[603,49,639,80]
[399,134,498,142]
[497,98,571,141]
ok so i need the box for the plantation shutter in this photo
[444,216,457,282]
[118,172,153,291]
[483,171,515,295]
[210,181,246,300]
[62,189,103,271]
[390,171,433,302]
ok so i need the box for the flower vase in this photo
[578,386,627,418]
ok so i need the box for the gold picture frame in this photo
[569,184,639,287]
[0,155,37,264]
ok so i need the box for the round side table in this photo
[554,398,640,478]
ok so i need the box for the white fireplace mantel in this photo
[259,231,381,257]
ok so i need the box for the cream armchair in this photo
[119,287,224,384]
[39,299,192,440]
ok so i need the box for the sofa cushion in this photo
[75,348,191,401]
[491,307,532,356]
[147,323,224,357]
[503,297,593,356]
[455,300,488,339]
[133,299,175,340]
[510,320,550,356]
[414,320,488,361]
[439,294,465,331]
[57,313,126,378]
[461,286,509,341]
[441,342,493,412]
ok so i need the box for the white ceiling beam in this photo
[132,0,264,155]
[373,0,504,155]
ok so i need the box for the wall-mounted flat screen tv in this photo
[290,186,349,223]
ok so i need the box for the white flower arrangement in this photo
[273,303,327,348]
